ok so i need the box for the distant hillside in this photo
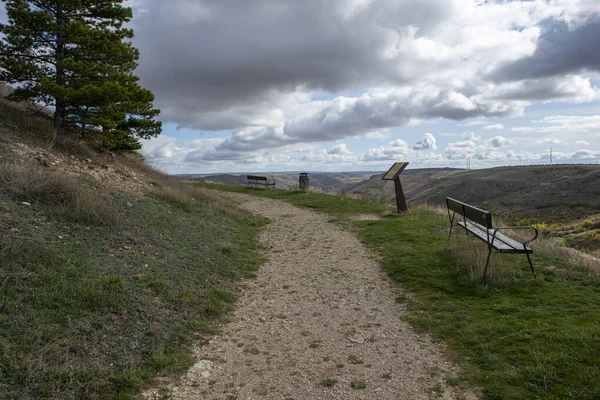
[348,165,600,255]
[182,171,379,191]
[349,165,600,222]
[180,163,600,254]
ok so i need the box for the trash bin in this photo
[299,173,310,190]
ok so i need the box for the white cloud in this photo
[328,143,352,155]
[537,138,563,144]
[444,132,533,161]
[484,124,504,130]
[363,139,410,161]
[139,135,180,160]
[462,120,488,126]
[413,133,438,150]
[512,115,600,153]
[462,132,482,141]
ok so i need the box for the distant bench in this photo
[247,175,275,189]
[445,197,538,279]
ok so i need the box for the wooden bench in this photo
[445,197,538,279]
[247,175,275,189]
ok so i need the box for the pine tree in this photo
[0,0,162,150]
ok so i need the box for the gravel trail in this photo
[153,192,476,400]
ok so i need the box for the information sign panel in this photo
[381,162,409,180]
[381,162,409,213]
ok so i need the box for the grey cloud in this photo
[212,88,521,155]
[490,75,597,102]
[570,150,600,159]
[493,19,600,82]
[131,0,458,130]
[328,144,350,155]
[490,136,508,147]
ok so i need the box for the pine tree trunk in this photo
[53,2,66,144]
[54,100,65,142]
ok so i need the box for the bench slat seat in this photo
[458,222,532,253]
[446,197,538,279]
[247,175,275,188]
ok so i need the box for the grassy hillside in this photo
[195,182,600,400]
[0,96,265,398]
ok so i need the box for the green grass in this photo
[320,378,337,387]
[0,186,266,399]
[191,182,391,217]
[350,380,367,390]
[197,183,600,400]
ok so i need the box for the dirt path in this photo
[149,193,476,399]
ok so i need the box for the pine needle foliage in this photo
[0,0,162,150]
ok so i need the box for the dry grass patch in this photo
[531,237,600,276]
[447,238,514,281]
[0,162,117,225]
[0,163,78,205]
[153,184,196,211]
[0,92,54,144]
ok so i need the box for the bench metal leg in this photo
[447,212,455,244]
[483,248,493,279]
[526,253,536,277]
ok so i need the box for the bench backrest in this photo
[247,175,268,181]
[446,197,492,229]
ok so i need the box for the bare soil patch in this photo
[350,214,383,221]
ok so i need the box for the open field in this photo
[194,182,600,400]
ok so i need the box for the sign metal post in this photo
[381,162,409,214]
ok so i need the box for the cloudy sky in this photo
[2,0,600,173]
